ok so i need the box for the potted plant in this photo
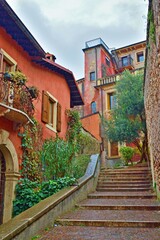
[9,71,27,85]
[28,86,39,99]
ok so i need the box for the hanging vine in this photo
[20,118,43,182]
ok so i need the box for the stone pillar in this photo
[3,172,19,223]
[101,150,106,169]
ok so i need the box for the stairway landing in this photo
[38,164,160,240]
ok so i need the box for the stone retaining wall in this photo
[0,154,100,240]
[144,0,160,197]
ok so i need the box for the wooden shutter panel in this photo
[57,102,61,132]
[0,51,4,72]
[42,91,49,123]
[110,142,119,156]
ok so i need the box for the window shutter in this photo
[42,91,49,123]
[57,102,61,132]
[0,51,4,72]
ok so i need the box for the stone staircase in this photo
[39,164,160,240]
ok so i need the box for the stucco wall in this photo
[144,0,160,196]
[0,27,71,140]
[0,25,71,223]
[81,113,101,142]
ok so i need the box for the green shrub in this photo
[41,137,76,179]
[13,177,77,217]
[72,155,91,179]
[119,146,135,165]
[78,131,100,155]
[13,178,41,216]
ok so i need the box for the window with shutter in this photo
[0,51,3,72]
[41,91,61,132]
[0,49,17,72]
[110,142,119,156]
[42,91,49,123]
[57,103,61,132]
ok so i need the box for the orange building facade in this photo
[0,0,83,224]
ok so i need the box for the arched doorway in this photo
[0,150,6,224]
[0,129,20,223]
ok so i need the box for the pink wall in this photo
[100,49,116,76]
[83,46,116,117]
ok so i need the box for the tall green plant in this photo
[66,109,82,143]
[104,70,148,162]
[41,137,75,179]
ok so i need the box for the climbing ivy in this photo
[148,8,156,44]
[20,118,43,182]
[13,109,100,216]
[41,109,100,179]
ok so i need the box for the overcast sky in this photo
[6,0,148,79]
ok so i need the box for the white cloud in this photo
[6,0,148,79]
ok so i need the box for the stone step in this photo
[97,180,151,186]
[97,183,151,188]
[99,173,151,177]
[96,187,153,192]
[98,175,152,179]
[101,167,150,172]
[88,191,156,199]
[41,226,160,240]
[77,199,160,211]
[77,205,160,210]
[56,209,160,228]
[56,219,160,228]
[102,165,149,170]
[99,177,151,181]
[98,179,151,183]
[100,170,150,174]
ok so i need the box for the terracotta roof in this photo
[33,58,84,106]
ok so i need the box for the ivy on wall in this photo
[18,110,100,181]
[19,118,43,182]
[41,109,100,179]
[13,110,100,216]
[148,8,156,44]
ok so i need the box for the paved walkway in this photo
[36,164,160,240]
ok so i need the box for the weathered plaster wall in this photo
[0,27,71,140]
[144,0,160,197]
[81,113,101,142]
[0,25,71,223]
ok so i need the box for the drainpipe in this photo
[95,47,98,79]
[100,87,106,168]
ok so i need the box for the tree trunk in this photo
[133,135,149,164]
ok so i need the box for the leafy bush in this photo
[13,178,41,216]
[41,137,76,179]
[13,177,76,217]
[72,155,91,179]
[119,146,135,165]
[78,131,100,155]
